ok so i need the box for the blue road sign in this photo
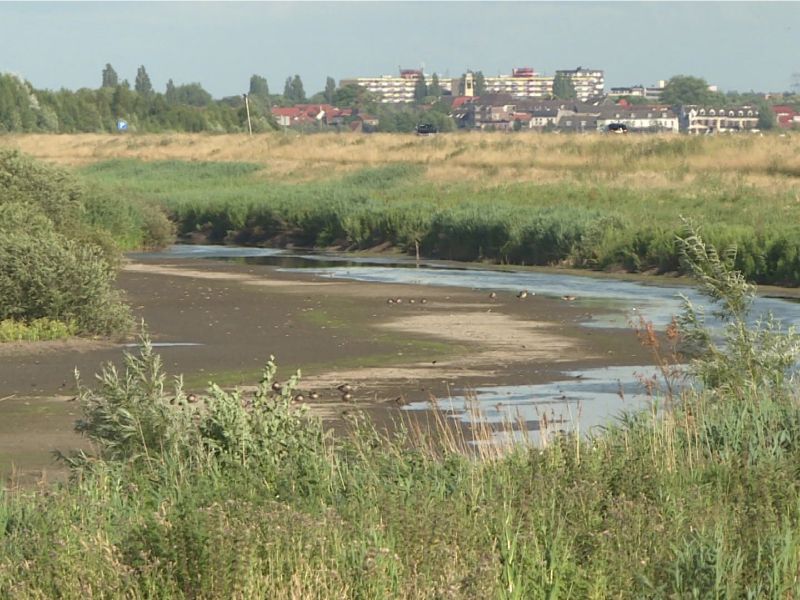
[117,119,129,132]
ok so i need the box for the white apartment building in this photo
[340,69,453,104]
[555,67,605,101]
[483,67,554,99]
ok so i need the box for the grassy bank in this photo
[76,134,800,284]
[2,231,800,597]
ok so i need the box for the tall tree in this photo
[660,75,724,106]
[323,76,336,104]
[413,75,428,104]
[101,63,118,88]
[249,74,269,98]
[165,79,177,105]
[428,73,442,98]
[473,71,486,96]
[290,75,306,103]
[134,65,153,96]
[756,100,776,130]
[552,73,576,100]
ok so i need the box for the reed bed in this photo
[80,154,800,285]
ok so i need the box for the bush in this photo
[0,218,130,336]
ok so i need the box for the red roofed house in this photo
[773,105,799,129]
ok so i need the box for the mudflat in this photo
[0,256,650,483]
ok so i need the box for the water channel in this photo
[134,245,800,439]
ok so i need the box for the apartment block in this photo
[483,67,554,99]
[340,69,453,104]
[555,67,605,101]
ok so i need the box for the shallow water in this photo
[132,245,798,438]
[403,365,680,442]
[134,245,800,331]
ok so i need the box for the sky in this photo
[1,2,798,98]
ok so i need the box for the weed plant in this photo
[3,229,800,597]
[0,317,76,342]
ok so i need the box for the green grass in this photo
[81,158,800,285]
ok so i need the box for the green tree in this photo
[323,76,336,104]
[660,75,724,106]
[172,83,212,107]
[283,75,306,104]
[473,71,486,96]
[101,64,118,88]
[290,75,306,103]
[413,75,428,104]
[249,74,269,99]
[134,65,153,97]
[165,79,177,105]
[756,101,776,130]
[553,73,576,100]
[428,74,442,98]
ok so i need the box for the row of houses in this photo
[271,104,379,131]
[450,95,768,134]
[271,99,797,135]
[451,96,682,132]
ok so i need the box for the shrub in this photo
[0,227,131,336]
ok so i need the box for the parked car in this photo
[416,123,438,136]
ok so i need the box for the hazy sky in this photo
[2,2,798,97]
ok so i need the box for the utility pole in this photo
[243,93,253,136]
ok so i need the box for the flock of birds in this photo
[386,290,578,303]
[180,288,581,409]
[270,380,353,403]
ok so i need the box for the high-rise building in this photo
[555,67,605,101]
[340,69,454,103]
[483,67,554,98]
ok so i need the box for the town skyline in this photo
[1,2,799,98]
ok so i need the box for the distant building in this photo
[596,105,679,133]
[340,69,454,104]
[271,104,378,130]
[680,105,760,133]
[483,67,554,99]
[773,105,799,129]
[608,81,667,102]
[555,67,605,101]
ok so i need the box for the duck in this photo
[517,290,529,299]
[337,383,352,393]
[271,382,282,392]
[489,291,497,300]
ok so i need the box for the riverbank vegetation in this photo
[2,229,800,597]
[0,150,173,339]
[30,131,799,285]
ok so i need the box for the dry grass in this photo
[6,131,800,192]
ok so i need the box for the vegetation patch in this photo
[0,150,173,338]
[81,150,800,285]
[0,318,77,342]
[3,230,800,596]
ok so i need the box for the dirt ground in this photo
[0,257,651,484]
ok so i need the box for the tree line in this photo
[0,63,460,134]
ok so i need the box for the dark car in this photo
[416,123,438,136]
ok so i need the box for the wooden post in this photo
[243,94,253,136]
